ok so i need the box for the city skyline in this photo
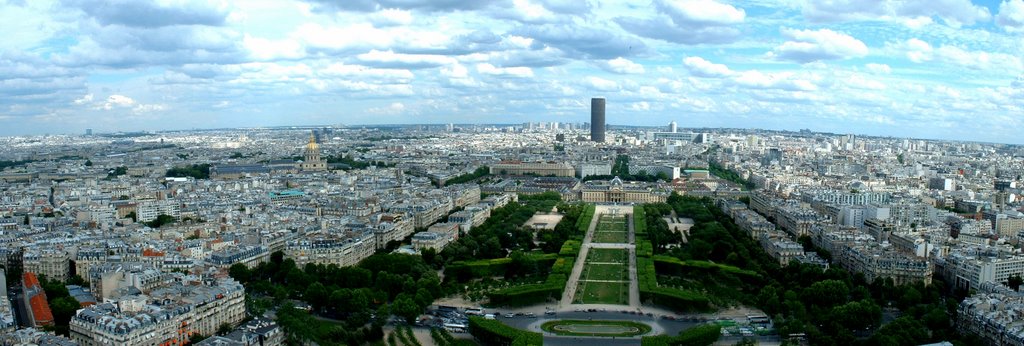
[2,0,1024,144]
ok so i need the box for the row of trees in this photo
[324,154,392,169]
[443,166,490,186]
[166,164,211,179]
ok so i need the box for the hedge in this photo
[638,257,710,312]
[469,316,543,346]
[558,240,582,257]
[652,256,760,279]
[488,284,562,306]
[633,205,647,236]
[637,240,653,258]
[487,258,574,306]
[446,254,558,282]
[640,324,721,346]
[550,257,575,275]
[575,204,596,234]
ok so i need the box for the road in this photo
[496,311,698,345]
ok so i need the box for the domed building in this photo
[299,131,326,172]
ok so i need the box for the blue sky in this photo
[1,0,1023,143]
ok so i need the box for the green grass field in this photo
[574,248,629,304]
[582,263,628,281]
[592,215,628,243]
[586,248,628,263]
[573,280,629,305]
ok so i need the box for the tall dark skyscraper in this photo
[591,97,605,142]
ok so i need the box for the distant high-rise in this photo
[669,121,677,133]
[85,128,92,136]
[591,97,605,142]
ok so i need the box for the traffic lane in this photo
[496,311,700,337]
[544,336,644,346]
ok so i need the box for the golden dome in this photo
[306,132,319,151]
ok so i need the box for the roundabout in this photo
[541,319,653,337]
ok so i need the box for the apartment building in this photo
[70,277,246,346]
[957,284,1024,346]
[284,231,376,268]
[23,248,71,282]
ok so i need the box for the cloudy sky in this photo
[1,0,1023,143]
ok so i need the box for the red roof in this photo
[23,273,54,327]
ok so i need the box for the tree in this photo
[1009,275,1023,292]
[217,322,234,335]
[23,214,29,225]
[830,299,881,331]
[145,214,175,228]
[84,159,93,166]
[420,247,437,265]
[229,263,251,284]
[802,280,849,308]
[392,294,420,324]
[305,282,329,312]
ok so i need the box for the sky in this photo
[1,0,1023,143]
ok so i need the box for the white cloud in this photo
[133,103,167,114]
[357,50,457,68]
[660,0,745,25]
[369,8,414,26]
[897,39,1023,72]
[771,28,868,63]
[997,0,1024,32]
[475,63,534,78]
[865,63,892,74]
[616,0,744,45]
[601,57,645,74]
[732,71,819,91]
[903,38,933,62]
[73,93,94,105]
[585,76,619,91]
[631,101,651,111]
[803,0,990,28]
[683,56,732,77]
[244,35,303,61]
[101,94,135,110]
[368,102,407,115]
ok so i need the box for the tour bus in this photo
[465,308,485,316]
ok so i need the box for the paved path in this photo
[627,212,640,308]
[561,205,641,308]
[560,209,600,307]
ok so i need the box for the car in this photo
[504,313,515,318]
[545,311,556,315]
[525,313,536,318]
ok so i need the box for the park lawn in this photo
[583,263,628,281]
[586,248,628,263]
[574,280,629,305]
[592,231,628,243]
[593,215,628,243]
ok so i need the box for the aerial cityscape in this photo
[3,0,1024,346]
